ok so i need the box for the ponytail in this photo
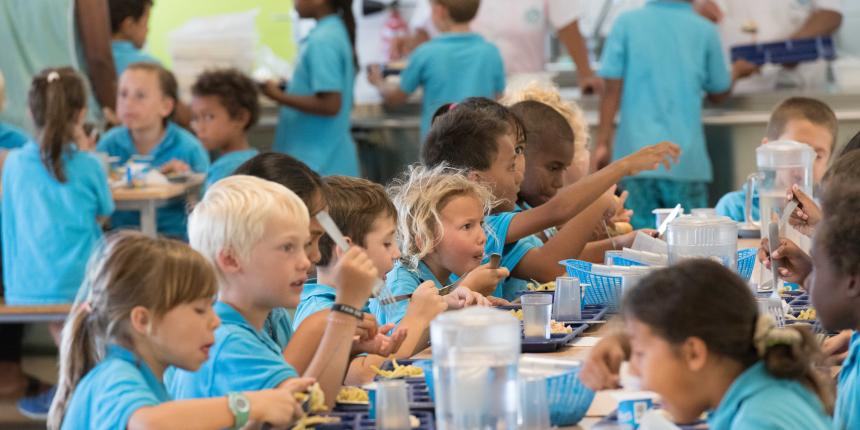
[48,305,99,430]
[332,0,358,70]
[28,68,87,183]
[754,315,835,414]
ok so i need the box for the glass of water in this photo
[522,294,552,339]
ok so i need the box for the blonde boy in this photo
[165,175,378,407]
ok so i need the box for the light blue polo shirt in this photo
[2,142,113,304]
[97,122,209,237]
[835,331,860,430]
[716,187,760,223]
[400,32,505,138]
[598,0,730,182]
[166,301,299,399]
[497,235,544,301]
[61,344,169,430]
[111,40,160,76]
[274,14,358,177]
[262,306,295,350]
[372,261,445,327]
[203,148,259,193]
[707,361,831,430]
[0,123,29,150]
[295,282,373,328]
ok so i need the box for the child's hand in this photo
[487,296,511,306]
[259,80,286,100]
[787,185,821,238]
[160,159,191,175]
[247,377,315,426]
[823,330,853,365]
[731,59,760,81]
[617,141,681,176]
[610,190,633,224]
[443,286,490,310]
[580,333,629,390]
[460,264,510,296]
[351,324,407,357]
[613,229,656,249]
[354,313,379,343]
[758,237,812,284]
[366,65,385,86]
[405,281,447,321]
[333,247,379,309]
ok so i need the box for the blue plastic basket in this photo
[560,259,623,311]
[610,255,648,267]
[736,248,757,281]
[543,365,596,426]
[413,359,595,427]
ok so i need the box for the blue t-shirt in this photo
[203,148,258,194]
[835,331,860,430]
[2,142,114,304]
[61,344,170,430]
[111,40,160,76]
[295,282,372,328]
[716,187,760,223]
[400,32,505,138]
[97,122,209,237]
[165,301,299,399]
[274,14,358,177]
[372,261,445,327]
[0,123,29,150]
[262,306,295,350]
[707,361,831,430]
[598,0,730,182]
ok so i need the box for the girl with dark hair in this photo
[260,0,360,177]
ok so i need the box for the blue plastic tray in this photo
[496,304,609,323]
[303,410,435,430]
[521,323,588,353]
[597,409,708,429]
[610,255,647,267]
[731,36,835,65]
[369,359,435,411]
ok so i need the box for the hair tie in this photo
[449,102,458,110]
[47,71,60,83]
[753,314,802,356]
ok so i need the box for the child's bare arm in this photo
[259,81,342,116]
[367,65,410,106]
[505,142,679,244]
[511,193,615,282]
[594,79,623,171]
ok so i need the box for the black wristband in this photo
[331,303,363,320]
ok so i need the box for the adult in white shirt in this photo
[696,0,843,92]
[407,0,603,94]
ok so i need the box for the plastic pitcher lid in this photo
[668,214,736,228]
[756,140,815,168]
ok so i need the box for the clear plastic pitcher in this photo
[667,215,738,269]
[431,307,520,430]
[744,140,814,237]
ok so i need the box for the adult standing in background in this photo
[695,0,843,92]
[0,0,117,131]
[404,0,604,94]
[0,0,116,418]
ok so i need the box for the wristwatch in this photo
[227,392,250,429]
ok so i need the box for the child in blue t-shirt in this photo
[189,69,260,193]
[259,0,359,177]
[716,97,836,223]
[50,232,311,430]
[2,68,114,306]
[98,63,209,238]
[369,0,505,138]
[108,0,160,75]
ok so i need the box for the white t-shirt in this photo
[714,0,844,92]
[410,0,583,75]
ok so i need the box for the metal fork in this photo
[381,253,502,304]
